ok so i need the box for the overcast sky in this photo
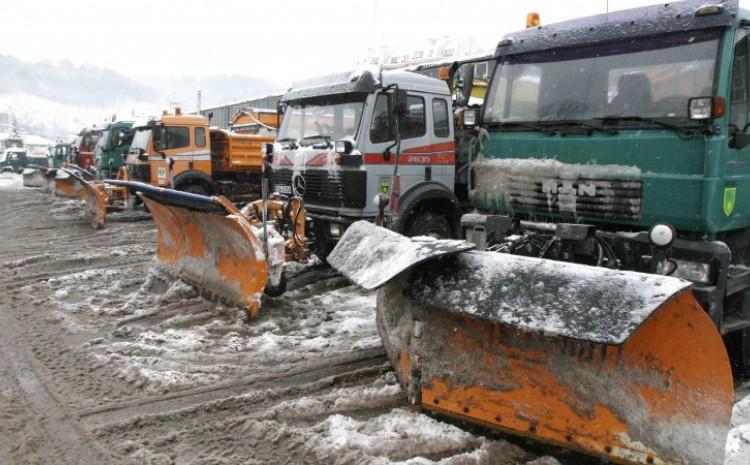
[2,0,663,85]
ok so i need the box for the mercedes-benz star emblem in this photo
[292,174,306,196]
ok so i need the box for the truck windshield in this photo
[484,29,721,125]
[130,127,151,152]
[278,94,367,147]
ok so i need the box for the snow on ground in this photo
[728,386,750,465]
[0,172,22,190]
[33,254,382,394]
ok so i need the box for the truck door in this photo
[726,27,750,230]
[363,91,449,217]
[152,125,192,186]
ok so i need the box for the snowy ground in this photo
[0,172,748,465]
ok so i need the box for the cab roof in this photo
[496,0,739,58]
[281,68,450,102]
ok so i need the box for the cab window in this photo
[195,127,206,148]
[370,94,392,143]
[730,30,749,130]
[161,126,190,149]
[401,96,426,139]
[369,94,426,143]
[432,98,450,137]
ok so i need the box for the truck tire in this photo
[310,219,337,264]
[404,211,452,239]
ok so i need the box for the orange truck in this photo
[125,108,274,201]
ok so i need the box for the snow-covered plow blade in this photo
[107,181,305,317]
[330,221,734,465]
[22,165,49,188]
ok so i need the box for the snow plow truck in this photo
[110,63,481,313]
[110,0,747,464]
[54,109,276,229]
[329,1,749,465]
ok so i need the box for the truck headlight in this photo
[671,258,712,284]
[329,223,343,238]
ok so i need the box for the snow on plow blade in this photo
[330,222,734,465]
[108,181,268,316]
[22,166,48,188]
[327,220,475,289]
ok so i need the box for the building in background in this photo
[199,93,282,129]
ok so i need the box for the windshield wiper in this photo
[487,121,556,136]
[300,134,332,148]
[276,137,298,149]
[596,116,699,137]
[542,120,618,136]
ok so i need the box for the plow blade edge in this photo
[123,182,268,316]
[331,223,734,465]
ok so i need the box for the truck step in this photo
[721,316,750,335]
[726,265,750,296]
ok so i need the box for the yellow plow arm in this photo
[330,221,734,465]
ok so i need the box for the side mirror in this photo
[137,148,148,162]
[393,89,409,115]
[264,142,274,157]
[731,124,750,149]
[458,64,475,107]
[335,140,353,155]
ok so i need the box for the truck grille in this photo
[506,177,642,220]
[272,169,366,209]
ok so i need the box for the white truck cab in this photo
[271,69,465,257]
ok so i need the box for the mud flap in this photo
[333,228,734,465]
[115,181,269,316]
[328,221,475,289]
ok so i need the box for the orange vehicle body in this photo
[125,110,274,199]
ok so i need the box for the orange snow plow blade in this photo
[143,193,268,316]
[108,180,308,317]
[53,168,108,228]
[330,222,734,465]
[53,167,91,199]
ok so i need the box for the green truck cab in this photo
[465,0,750,373]
[95,121,133,178]
[0,149,29,173]
[51,143,71,168]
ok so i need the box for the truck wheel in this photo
[404,211,452,239]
